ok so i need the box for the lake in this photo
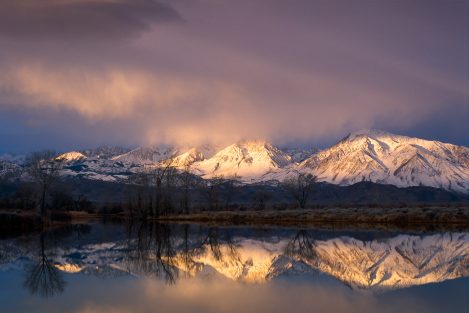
[0,222,468,313]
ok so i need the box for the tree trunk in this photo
[40,185,47,218]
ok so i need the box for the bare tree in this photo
[202,176,225,211]
[124,222,179,284]
[177,164,199,214]
[281,173,317,209]
[151,156,177,217]
[284,230,318,261]
[128,171,153,219]
[24,232,65,297]
[161,165,178,215]
[26,151,63,218]
[220,175,240,208]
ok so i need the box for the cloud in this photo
[0,0,467,151]
[0,0,181,41]
[0,56,460,148]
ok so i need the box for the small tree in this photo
[202,176,225,211]
[24,233,65,297]
[26,151,63,218]
[220,175,240,208]
[177,164,200,214]
[281,173,316,209]
[128,171,153,219]
[151,156,176,217]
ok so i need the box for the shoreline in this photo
[155,207,469,231]
[2,206,469,233]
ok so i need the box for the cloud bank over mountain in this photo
[0,0,467,151]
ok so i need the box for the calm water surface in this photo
[0,222,468,313]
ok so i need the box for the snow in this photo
[282,147,319,163]
[81,145,130,159]
[299,129,469,193]
[193,140,292,181]
[112,145,180,165]
[56,151,87,162]
[3,130,467,193]
[0,153,25,164]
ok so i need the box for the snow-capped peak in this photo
[56,151,87,162]
[6,129,467,193]
[111,145,180,165]
[300,129,469,193]
[345,128,397,140]
[194,140,292,180]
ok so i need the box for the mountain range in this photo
[1,129,468,193]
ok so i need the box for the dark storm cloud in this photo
[0,0,181,41]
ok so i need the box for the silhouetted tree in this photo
[26,151,63,218]
[177,165,200,214]
[128,171,153,219]
[24,233,65,297]
[201,176,225,211]
[281,173,317,208]
[151,156,177,216]
[284,230,318,262]
[124,222,179,284]
[220,176,240,208]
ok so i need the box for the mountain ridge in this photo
[1,129,468,193]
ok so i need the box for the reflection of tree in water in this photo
[284,230,318,263]
[199,228,239,262]
[178,224,200,276]
[124,223,240,284]
[125,222,179,284]
[24,232,65,298]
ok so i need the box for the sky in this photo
[0,0,468,153]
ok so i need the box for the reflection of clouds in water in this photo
[68,277,434,313]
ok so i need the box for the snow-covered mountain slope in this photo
[194,140,293,181]
[7,129,467,192]
[0,159,21,178]
[169,144,219,168]
[282,147,318,163]
[81,146,130,159]
[60,158,141,182]
[299,129,469,193]
[56,151,87,162]
[112,146,180,165]
[112,144,218,167]
[0,153,25,164]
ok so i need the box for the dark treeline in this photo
[0,151,319,221]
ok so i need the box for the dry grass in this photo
[157,207,469,231]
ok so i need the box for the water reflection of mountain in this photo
[0,224,468,293]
